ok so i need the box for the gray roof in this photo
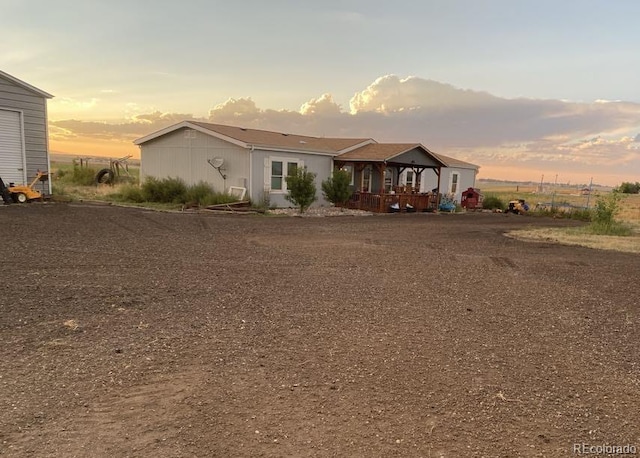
[0,70,53,98]
[134,120,479,169]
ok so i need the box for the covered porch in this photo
[333,143,447,213]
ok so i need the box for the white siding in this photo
[250,149,333,208]
[420,167,477,203]
[140,127,249,193]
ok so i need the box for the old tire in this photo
[96,168,115,184]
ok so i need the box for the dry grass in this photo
[478,181,640,223]
[52,182,128,202]
[483,181,640,252]
[506,226,640,253]
[617,194,640,222]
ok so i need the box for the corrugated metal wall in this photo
[0,77,49,188]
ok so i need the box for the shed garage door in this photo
[0,108,26,186]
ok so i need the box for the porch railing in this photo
[342,191,440,213]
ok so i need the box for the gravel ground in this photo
[0,203,638,457]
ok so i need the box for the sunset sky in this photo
[2,0,640,186]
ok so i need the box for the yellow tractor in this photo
[7,171,50,203]
[505,199,530,215]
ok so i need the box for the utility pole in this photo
[585,177,593,208]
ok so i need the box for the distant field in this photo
[476,180,640,223]
[50,152,140,167]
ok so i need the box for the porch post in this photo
[355,163,366,192]
[374,163,386,212]
[414,167,422,192]
[378,163,386,193]
[436,166,442,208]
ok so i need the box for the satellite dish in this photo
[210,157,224,168]
[207,157,227,180]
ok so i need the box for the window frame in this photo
[450,171,460,194]
[269,157,302,194]
[404,170,414,188]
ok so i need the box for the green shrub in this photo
[136,177,239,206]
[592,192,622,224]
[586,192,631,235]
[185,181,216,204]
[321,169,352,206]
[482,194,504,210]
[285,167,317,213]
[55,161,98,186]
[141,176,187,203]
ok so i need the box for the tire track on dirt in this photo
[4,368,207,457]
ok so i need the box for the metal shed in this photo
[0,70,53,193]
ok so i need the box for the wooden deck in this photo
[341,191,441,213]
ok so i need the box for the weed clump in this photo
[482,194,504,211]
[141,177,187,203]
[56,161,98,186]
[587,192,632,236]
[127,177,237,206]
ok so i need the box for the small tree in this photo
[592,191,622,224]
[321,169,352,206]
[285,167,317,213]
[588,191,631,235]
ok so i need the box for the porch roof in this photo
[335,143,447,168]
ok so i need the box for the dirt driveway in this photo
[1,204,638,457]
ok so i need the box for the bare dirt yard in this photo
[1,204,638,457]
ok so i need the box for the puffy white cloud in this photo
[208,97,261,122]
[349,75,499,114]
[300,93,341,116]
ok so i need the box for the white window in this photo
[184,129,196,139]
[269,158,300,192]
[340,164,354,185]
[450,172,459,194]
[405,170,414,188]
[384,168,393,193]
